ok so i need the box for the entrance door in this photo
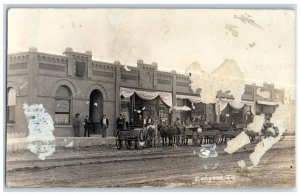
[89,90,103,134]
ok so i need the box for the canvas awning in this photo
[176,94,202,103]
[228,102,246,110]
[257,100,278,106]
[120,87,172,108]
[173,105,192,111]
[217,99,255,114]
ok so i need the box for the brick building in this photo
[6,48,285,138]
[6,48,205,138]
[217,82,285,124]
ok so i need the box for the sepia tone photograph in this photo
[5,7,296,189]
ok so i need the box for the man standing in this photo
[116,113,125,136]
[174,117,182,145]
[73,113,81,137]
[100,114,109,138]
[84,114,91,137]
[174,117,182,130]
[146,116,154,126]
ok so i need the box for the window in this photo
[177,99,192,125]
[55,85,71,125]
[7,88,16,124]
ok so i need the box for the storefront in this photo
[120,87,172,127]
[255,100,278,117]
[175,94,202,125]
[219,100,255,124]
[7,48,286,138]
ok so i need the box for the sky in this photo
[7,8,296,97]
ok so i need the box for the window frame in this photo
[7,87,16,124]
[54,85,72,125]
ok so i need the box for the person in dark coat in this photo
[116,113,125,136]
[100,114,109,138]
[174,117,182,131]
[84,115,91,137]
[73,113,81,137]
[146,116,154,126]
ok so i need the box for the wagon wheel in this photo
[135,130,143,150]
[279,135,285,141]
[184,136,189,145]
[135,139,141,150]
[177,135,185,146]
[192,134,201,146]
[192,137,199,146]
[115,136,122,150]
[250,135,260,144]
[215,135,222,144]
[176,135,181,146]
[125,140,132,150]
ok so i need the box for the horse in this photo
[145,124,160,147]
[158,124,178,146]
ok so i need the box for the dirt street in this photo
[6,136,295,189]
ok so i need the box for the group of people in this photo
[72,113,109,138]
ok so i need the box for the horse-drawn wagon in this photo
[183,122,242,146]
[246,123,285,144]
[115,127,145,150]
[115,120,288,149]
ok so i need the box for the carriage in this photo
[182,123,242,146]
[246,125,286,144]
[115,120,288,149]
[115,126,145,150]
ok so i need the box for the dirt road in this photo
[6,136,295,188]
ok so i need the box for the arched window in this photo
[7,88,16,124]
[54,85,71,125]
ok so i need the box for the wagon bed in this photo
[115,128,144,150]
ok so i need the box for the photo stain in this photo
[225,24,238,37]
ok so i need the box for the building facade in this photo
[217,82,285,124]
[7,48,285,138]
[7,48,206,138]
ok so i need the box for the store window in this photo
[176,98,192,125]
[7,88,16,124]
[158,98,170,125]
[55,85,71,125]
[120,96,131,127]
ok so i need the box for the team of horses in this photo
[142,123,242,147]
[143,123,194,147]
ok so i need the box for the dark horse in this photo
[158,124,180,146]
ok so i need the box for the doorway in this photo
[89,90,103,134]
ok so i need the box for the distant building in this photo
[217,82,285,124]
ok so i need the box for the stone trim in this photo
[37,74,116,84]
[9,63,27,70]
[85,84,108,101]
[157,79,172,85]
[121,74,138,81]
[92,70,114,78]
[38,53,68,64]
[7,73,28,76]
[39,63,66,72]
[92,62,116,71]
[176,81,190,87]
[7,81,21,96]
[50,79,77,98]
